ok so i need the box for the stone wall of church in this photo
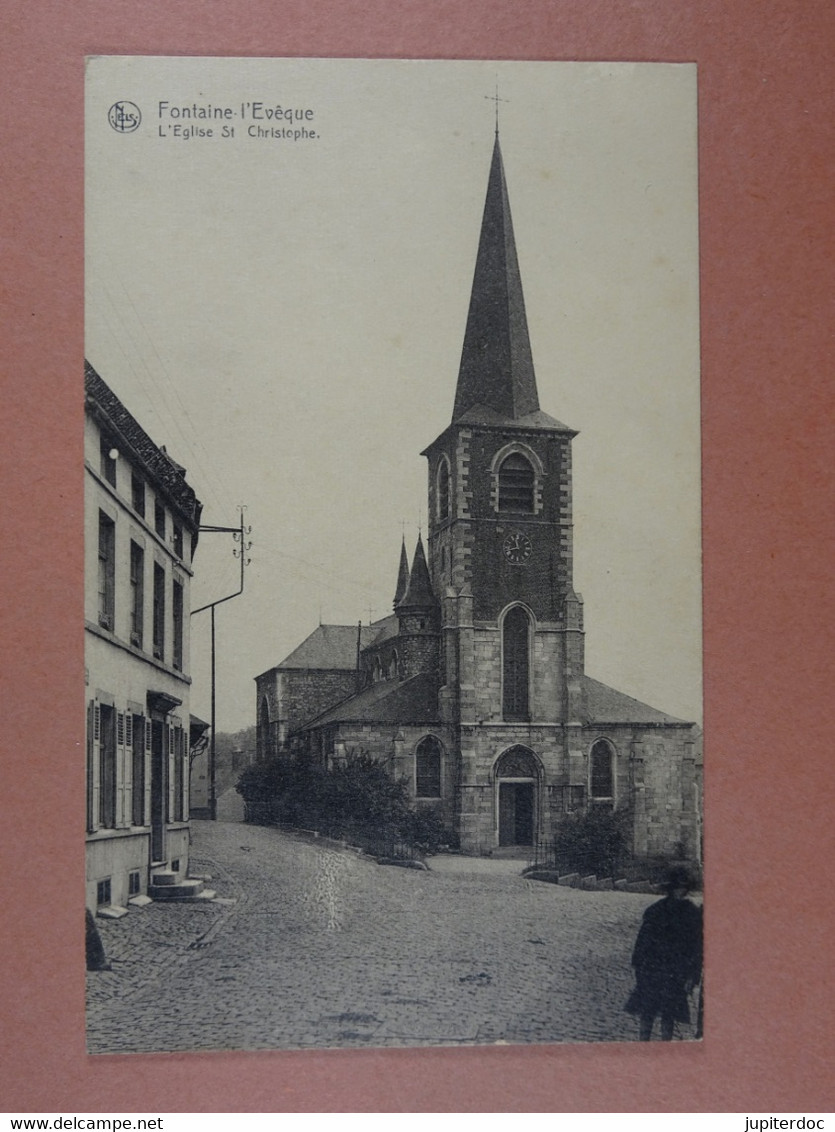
[457,723,568,855]
[628,727,701,861]
[454,719,701,862]
[464,623,566,723]
[462,428,573,623]
[256,667,360,751]
[321,721,458,834]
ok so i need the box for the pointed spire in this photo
[397,535,436,610]
[452,133,540,424]
[393,537,410,609]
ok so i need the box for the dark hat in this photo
[661,865,693,893]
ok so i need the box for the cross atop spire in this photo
[484,82,509,136]
[451,132,540,425]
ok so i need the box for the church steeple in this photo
[393,537,410,609]
[452,132,540,424]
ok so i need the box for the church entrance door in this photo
[495,746,539,848]
[498,782,534,847]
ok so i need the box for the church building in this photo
[255,130,701,860]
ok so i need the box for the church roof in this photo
[302,672,440,729]
[274,623,376,671]
[582,676,691,726]
[452,133,541,425]
[452,403,573,432]
[368,613,400,646]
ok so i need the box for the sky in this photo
[85,57,702,734]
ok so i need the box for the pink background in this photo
[2,0,834,1112]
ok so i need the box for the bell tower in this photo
[423,131,579,627]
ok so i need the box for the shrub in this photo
[236,748,441,855]
[553,806,630,878]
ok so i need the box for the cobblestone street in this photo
[87,820,699,1054]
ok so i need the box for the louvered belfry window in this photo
[498,453,534,512]
[502,606,530,720]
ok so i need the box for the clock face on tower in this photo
[502,531,533,565]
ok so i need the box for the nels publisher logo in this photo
[108,101,141,133]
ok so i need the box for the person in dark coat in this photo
[85,907,110,971]
[625,865,703,1040]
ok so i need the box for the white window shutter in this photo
[123,713,133,825]
[144,719,152,827]
[116,711,127,827]
[168,722,176,823]
[91,702,101,831]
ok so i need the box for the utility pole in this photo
[191,507,252,820]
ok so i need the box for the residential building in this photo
[85,362,203,908]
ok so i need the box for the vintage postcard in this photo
[84,57,702,1054]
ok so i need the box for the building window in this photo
[132,713,145,826]
[153,563,165,661]
[172,579,184,670]
[437,458,450,521]
[96,878,112,907]
[129,541,144,647]
[415,736,442,798]
[590,739,615,804]
[98,703,117,829]
[502,606,530,720]
[100,435,117,487]
[498,452,535,512]
[97,512,115,630]
[173,523,183,559]
[154,500,166,539]
[128,871,141,897]
[131,473,145,518]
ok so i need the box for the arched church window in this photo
[590,739,615,803]
[502,606,530,720]
[437,458,450,520]
[498,452,534,512]
[415,736,442,798]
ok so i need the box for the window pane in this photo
[153,563,165,660]
[438,460,450,520]
[502,607,530,719]
[416,737,442,797]
[591,740,614,798]
[172,580,183,670]
[97,513,115,629]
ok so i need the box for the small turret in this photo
[396,536,439,678]
[396,535,436,613]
